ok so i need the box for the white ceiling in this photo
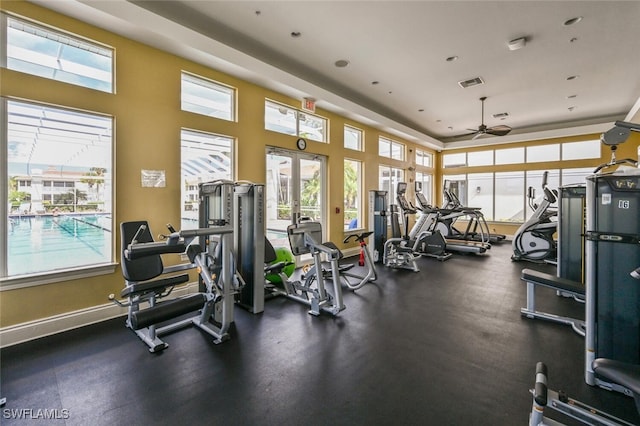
[32,0,640,151]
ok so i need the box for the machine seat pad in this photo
[593,358,640,397]
[121,273,190,298]
[521,269,584,296]
[130,293,206,330]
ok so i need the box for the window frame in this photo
[344,124,364,151]
[180,128,235,229]
[378,136,405,161]
[181,71,236,122]
[344,158,363,231]
[2,13,115,93]
[264,99,328,142]
[2,98,116,289]
[415,149,433,167]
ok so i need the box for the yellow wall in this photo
[0,1,435,326]
[1,1,638,328]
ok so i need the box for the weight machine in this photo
[110,181,239,352]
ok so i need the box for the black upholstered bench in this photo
[520,268,586,336]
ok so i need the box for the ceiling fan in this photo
[463,96,512,140]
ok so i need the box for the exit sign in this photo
[302,97,316,113]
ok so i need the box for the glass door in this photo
[265,148,326,256]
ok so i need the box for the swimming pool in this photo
[7,214,112,276]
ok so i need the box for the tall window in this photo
[2,14,114,93]
[525,170,559,220]
[344,159,362,230]
[344,125,363,151]
[181,72,235,121]
[494,172,525,222]
[379,165,404,206]
[180,129,234,229]
[415,171,433,205]
[561,167,594,185]
[467,173,494,220]
[265,100,327,142]
[379,136,405,161]
[4,99,113,278]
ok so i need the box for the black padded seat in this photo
[521,269,585,296]
[120,274,189,298]
[120,221,187,294]
[593,359,640,398]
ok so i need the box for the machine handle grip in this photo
[533,362,548,407]
[541,171,548,187]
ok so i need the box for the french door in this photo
[265,147,326,255]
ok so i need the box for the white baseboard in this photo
[0,282,199,349]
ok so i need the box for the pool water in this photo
[7,214,112,276]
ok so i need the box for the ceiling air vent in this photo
[492,112,509,119]
[458,77,484,89]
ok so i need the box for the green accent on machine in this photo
[265,247,295,284]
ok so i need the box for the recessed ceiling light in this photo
[255,10,261,16]
[418,109,424,112]
[566,75,579,81]
[334,59,349,68]
[371,81,379,85]
[567,94,577,99]
[448,126,453,131]
[564,16,583,26]
[568,106,576,111]
[436,119,442,123]
[446,56,458,62]
[570,37,578,43]
[290,31,301,38]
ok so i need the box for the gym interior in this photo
[1,2,640,425]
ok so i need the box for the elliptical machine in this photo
[512,171,557,263]
[384,182,451,267]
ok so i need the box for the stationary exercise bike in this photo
[512,171,557,263]
[300,228,378,289]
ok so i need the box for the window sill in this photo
[0,263,118,291]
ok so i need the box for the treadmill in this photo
[397,185,489,255]
[436,189,506,244]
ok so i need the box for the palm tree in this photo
[301,170,320,219]
[81,167,106,204]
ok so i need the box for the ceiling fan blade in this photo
[471,132,486,140]
[485,125,512,136]
[455,130,480,138]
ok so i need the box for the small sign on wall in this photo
[141,169,166,187]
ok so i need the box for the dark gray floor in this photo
[1,242,638,425]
